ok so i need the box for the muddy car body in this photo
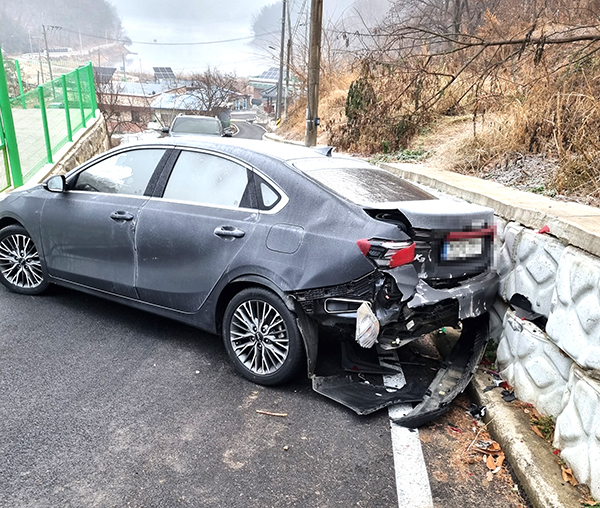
[0,138,498,426]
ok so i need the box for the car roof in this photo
[136,136,329,164]
[173,115,219,121]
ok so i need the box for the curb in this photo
[263,132,305,146]
[468,372,582,508]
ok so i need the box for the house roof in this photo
[150,92,207,110]
[119,82,174,96]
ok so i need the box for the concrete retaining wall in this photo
[495,226,600,500]
[381,161,600,500]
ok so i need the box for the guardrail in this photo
[0,48,97,190]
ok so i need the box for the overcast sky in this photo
[108,0,368,76]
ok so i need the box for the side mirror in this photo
[44,175,66,193]
[161,126,169,134]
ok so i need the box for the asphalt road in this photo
[0,284,397,508]
[231,112,266,140]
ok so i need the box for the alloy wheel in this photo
[229,299,290,375]
[0,233,44,289]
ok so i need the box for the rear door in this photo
[40,147,169,297]
[134,149,259,312]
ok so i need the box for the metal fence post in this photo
[0,130,11,189]
[15,60,26,109]
[61,74,73,142]
[87,63,97,115]
[38,86,53,164]
[75,69,86,128]
[0,48,23,187]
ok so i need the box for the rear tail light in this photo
[444,226,496,241]
[356,238,415,268]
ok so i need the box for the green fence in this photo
[0,52,96,190]
[0,128,10,192]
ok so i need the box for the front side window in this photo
[163,151,250,208]
[74,149,166,195]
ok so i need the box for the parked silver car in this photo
[164,114,231,137]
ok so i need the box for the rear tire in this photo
[0,225,49,295]
[222,287,304,386]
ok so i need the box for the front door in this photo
[40,148,167,298]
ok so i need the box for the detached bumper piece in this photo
[312,374,426,416]
[311,313,489,427]
[394,313,489,427]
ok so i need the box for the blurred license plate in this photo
[442,238,483,261]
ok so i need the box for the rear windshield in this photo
[292,158,434,204]
[171,117,221,135]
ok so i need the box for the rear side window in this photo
[255,174,282,211]
[74,149,166,195]
[163,151,250,208]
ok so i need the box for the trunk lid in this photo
[364,200,495,285]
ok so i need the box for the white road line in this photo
[380,350,434,508]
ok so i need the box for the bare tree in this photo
[185,67,239,116]
[94,79,153,141]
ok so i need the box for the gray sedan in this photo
[0,138,498,426]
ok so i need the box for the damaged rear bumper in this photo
[293,268,499,427]
[311,314,490,427]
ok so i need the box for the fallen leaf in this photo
[486,452,506,470]
[561,466,578,486]
[531,425,545,439]
[496,452,505,468]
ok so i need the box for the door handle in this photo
[214,226,245,238]
[110,211,134,221]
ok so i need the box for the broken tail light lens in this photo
[357,239,416,268]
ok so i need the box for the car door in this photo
[40,147,169,298]
[134,149,258,313]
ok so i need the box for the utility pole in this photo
[276,0,287,122]
[284,0,292,118]
[41,24,54,83]
[305,0,323,146]
[285,37,292,118]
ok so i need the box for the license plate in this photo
[442,238,483,261]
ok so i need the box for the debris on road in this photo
[256,410,288,417]
[501,390,517,402]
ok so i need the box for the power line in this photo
[60,27,278,46]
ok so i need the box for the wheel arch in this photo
[0,217,24,231]
[214,275,289,335]
[214,274,318,379]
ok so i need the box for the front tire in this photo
[222,287,304,386]
[0,225,49,295]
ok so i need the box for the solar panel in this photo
[153,67,176,80]
[259,67,280,80]
[92,66,116,84]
